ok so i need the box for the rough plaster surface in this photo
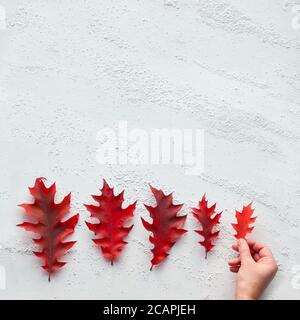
[0,0,300,300]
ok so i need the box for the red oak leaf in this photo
[17,178,79,281]
[191,195,222,258]
[85,179,136,265]
[232,203,256,239]
[141,185,187,270]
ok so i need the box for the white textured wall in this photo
[0,0,300,300]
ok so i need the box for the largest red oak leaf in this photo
[85,180,136,265]
[192,195,222,258]
[232,203,256,239]
[18,178,79,281]
[142,185,187,270]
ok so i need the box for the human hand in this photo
[228,238,278,300]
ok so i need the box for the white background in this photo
[0,0,300,299]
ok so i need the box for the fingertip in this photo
[228,258,241,266]
[253,253,260,261]
[229,266,239,273]
[227,260,234,266]
[232,244,238,251]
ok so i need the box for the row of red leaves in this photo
[18,178,256,281]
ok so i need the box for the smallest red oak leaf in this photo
[191,195,222,258]
[232,203,256,239]
[85,179,136,265]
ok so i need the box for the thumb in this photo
[238,239,253,264]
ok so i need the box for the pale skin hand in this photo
[228,238,278,300]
